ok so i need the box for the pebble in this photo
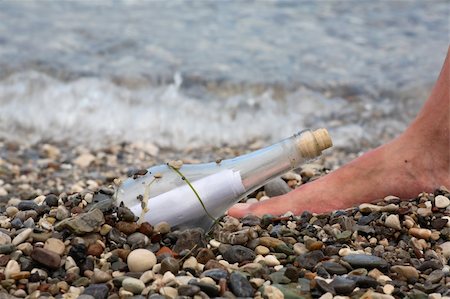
[0,231,11,245]
[263,285,285,299]
[322,261,348,275]
[409,227,432,240]
[154,221,171,234]
[435,195,450,208]
[159,286,178,298]
[264,255,281,266]
[127,249,156,272]
[330,276,356,295]
[342,254,388,270]
[91,269,112,283]
[55,208,105,234]
[30,247,61,269]
[182,256,199,270]
[87,243,104,257]
[160,256,179,274]
[56,205,70,220]
[229,272,254,297]
[83,283,110,299]
[5,260,20,279]
[178,284,201,296]
[384,214,401,230]
[222,245,256,264]
[255,245,270,255]
[383,284,395,295]
[391,265,419,282]
[439,241,450,258]
[43,238,66,255]
[12,228,32,245]
[264,177,291,197]
[293,242,308,255]
[122,277,145,294]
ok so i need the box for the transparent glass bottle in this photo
[113,128,332,230]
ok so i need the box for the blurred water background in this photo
[0,0,448,152]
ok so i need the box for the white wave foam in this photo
[0,71,416,151]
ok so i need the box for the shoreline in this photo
[0,141,448,298]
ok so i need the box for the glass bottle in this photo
[113,128,332,230]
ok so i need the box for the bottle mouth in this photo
[298,128,333,158]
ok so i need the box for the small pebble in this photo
[127,249,156,272]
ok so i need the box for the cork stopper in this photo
[298,128,333,158]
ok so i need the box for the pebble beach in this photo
[0,140,449,299]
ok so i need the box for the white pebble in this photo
[264,255,280,266]
[12,228,32,246]
[209,239,221,248]
[383,284,395,295]
[435,195,450,208]
[385,214,401,230]
[5,260,20,278]
[159,286,178,299]
[127,249,156,272]
[182,256,198,270]
[438,241,450,259]
[122,277,145,294]
[140,270,155,284]
[319,292,333,299]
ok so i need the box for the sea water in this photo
[0,1,447,152]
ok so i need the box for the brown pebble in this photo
[305,240,324,251]
[139,222,153,236]
[304,272,317,280]
[156,246,175,257]
[114,248,130,261]
[219,278,228,296]
[116,221,139,235]
[87,243,104,257]
[71,206,83,214]
[409,227,432,240]
[0,255,10,266]
[10,271,30,280]
[31,247,61,269]
[196,248,215,264]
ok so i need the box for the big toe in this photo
[227,203,251,218]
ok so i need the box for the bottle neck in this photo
[221,130,311,191]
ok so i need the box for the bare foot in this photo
[228,48,450,218]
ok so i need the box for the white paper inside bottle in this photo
[129,169,245,228]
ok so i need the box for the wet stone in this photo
[201,268,228,282]
[222,245,256,264]
[269,271,291,284]
[83,283,110,299]
[342,254,388,271]
[331,276,356,295]
[229,272,255,297]
[323,261,348,275]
